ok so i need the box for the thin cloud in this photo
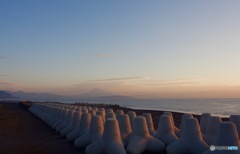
[144,78,206,86]
[92,77,145,82]
[96,53,110,58]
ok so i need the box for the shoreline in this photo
[22,100,229,128]
[129,106,230,118]
[1,98,233,117]
[0,101,229,153]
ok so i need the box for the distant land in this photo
[2,89,138,103]
[0,90,17,99]
[79,95,139,102]
[7,91,72,101]
[78,88,113,98]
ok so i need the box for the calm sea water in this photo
[78,98,240,117]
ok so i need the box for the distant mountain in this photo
[8,91,73,101]
[5,89,135,103]
[0,90,16,99]
[78,95,142,107]
[79,95,140,103]
[79,88,113,98]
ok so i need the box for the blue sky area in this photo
[1,1,240,98]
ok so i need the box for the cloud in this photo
[91,77,145,82]
[96,53,110,58]
[144,78,206,86]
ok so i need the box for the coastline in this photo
[23,100,229,129]
[0,101,229,153]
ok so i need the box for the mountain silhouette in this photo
[8,91,72,101]
[0,90,16,99]
[79,88,113,98]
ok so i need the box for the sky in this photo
[1,1,240,98]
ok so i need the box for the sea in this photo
[77,98,240,117]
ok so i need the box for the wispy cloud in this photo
[92,77,145,82]
[96,53,110,58]
[144,78,206,86]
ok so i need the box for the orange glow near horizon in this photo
[2,78,240,98]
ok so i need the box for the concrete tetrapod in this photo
[105,112,116,120]
[142,113,156,136]
[44,106,55,125]
[82,108,88,114]
[98,108,105,112]
[167,118,209,154]
[51,108,65,129]
[30,104,41,117]
[155,115,179,146]
[45,107,54,125]
[96,110,105,123]
[204,116,222,145]
[56,109,73,133]
[118,114,132,147]
[60,111,82,137]
[28,103,35,113]
[127,111,136,129]
[48,106,57,124]
[74,115,104,149]
[87,107,92,110]
[179,113,193,137]
[48,108,61,126]
[55,109,69,132]
[66,111,83,139]
[115,110,124,119]
[163,112,180,137]
[75,106,82,112]
[88,110,96,117]
[126,116,165,154]
[229,115,240,138]
[106,109,113,113]
[60,109,75,135]
[200,113,211,134]
[92,107,98,111]
[37,105,47,121]
[85,118,126,154]
[203,122,240,154]
[41,105,49,119]
[66,113,91,142]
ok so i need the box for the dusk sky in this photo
[1,1,240,98]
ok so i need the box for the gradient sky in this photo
[1,1,240,98]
